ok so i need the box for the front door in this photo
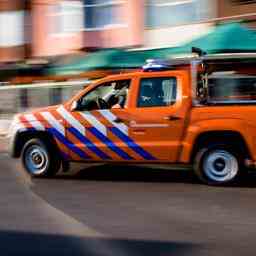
[63,79,137,162]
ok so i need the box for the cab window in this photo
[137,77,177,107]
[78,80,131,111]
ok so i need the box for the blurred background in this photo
[1,0,256,125]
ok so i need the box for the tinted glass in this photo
[208,76,256,102]
[138,77,177,107]
[80,83,114,109]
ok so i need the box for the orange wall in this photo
[217,0,256,18]
[31,0,83,57]
[31,0,144,57]
[0,0,26,62]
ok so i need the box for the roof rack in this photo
[203,53,256,60]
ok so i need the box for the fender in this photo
[8,117,62,158]
[179,118,255,163]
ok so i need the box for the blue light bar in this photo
[142,57,196,72]
[142,59,172,72]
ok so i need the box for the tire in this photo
[21,138,61,178]
[194,144,242,186]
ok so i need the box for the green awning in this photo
[48,49,140,75]
[48,23,256,76]
[179,22,256,54]
[138,23,256,58]
[48,47,183,75]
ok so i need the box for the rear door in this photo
[122,71,191,162]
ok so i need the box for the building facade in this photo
[217,0,256,22]
[31,0,144,57]
[143,0,216,48]
[0,0,27,62]
[1,0,256,62]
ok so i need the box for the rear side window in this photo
[208,76,256,103]
[137,77,177,107]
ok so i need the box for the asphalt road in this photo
[1,138,256,255]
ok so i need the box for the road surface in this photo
[1,138,256,255]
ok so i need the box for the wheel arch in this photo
[13,130,59,158]
[190,130,251,164]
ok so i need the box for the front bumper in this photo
[6,116,25,158]
[7,132,17,158]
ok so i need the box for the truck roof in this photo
[104,69,190,81]
[140,53,256,74]
[97,52,256,82]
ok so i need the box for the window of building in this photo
[145,0,214,28]
[53,1,126,34]
[84,0,126,30]
[138,77,177,107]
[53,1,84,34]
[0,11,25,46]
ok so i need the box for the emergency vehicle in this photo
[8,52,256,185]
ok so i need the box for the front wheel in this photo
[21,138,61,178]
[194,145,241,186]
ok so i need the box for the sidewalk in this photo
[0,120,11,137]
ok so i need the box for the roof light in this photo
[142,57,195,72]
[142,59,172,72]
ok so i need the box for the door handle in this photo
[163,115,181,121]
[132,129,145,135]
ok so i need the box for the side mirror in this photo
[71,101,78,111]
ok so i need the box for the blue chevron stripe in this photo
[68,127,112,160]
[48,128,91,160]
[88,127,133,160]
[109,127,157,160]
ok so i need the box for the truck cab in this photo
[8,54,256,185]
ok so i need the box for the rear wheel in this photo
[21,138,61,178]
[194,145,241,185]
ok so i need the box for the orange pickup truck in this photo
[8,53,256,185]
